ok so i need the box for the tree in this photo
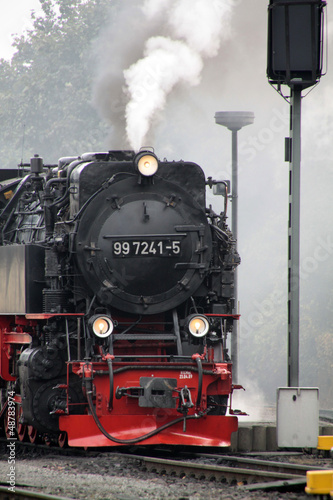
[0,0,113,168]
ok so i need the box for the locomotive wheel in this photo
[58,431,68,448]
[28,425,39,443]
[4,409,13,439]
[16,406,27,442]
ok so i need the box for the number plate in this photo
[112,239,181,257]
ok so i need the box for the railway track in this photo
[118,451,328,491]
[1,437,327,475]
[0,485,73,500]
[1,437,330,497]
[181,451,326,475]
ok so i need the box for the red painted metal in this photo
[71,361,233,413]
[59,414,238,448]
[25,313,84,320]
[28,425,39,443]
[59,358,237,447]
[1,312,241,448]
[0,316,34,381]
[0,315,40,381]
[3,332,32,344]
[205,313,241,320]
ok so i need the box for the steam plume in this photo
[124,0,235,150]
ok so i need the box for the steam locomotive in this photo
[0,149,242,447]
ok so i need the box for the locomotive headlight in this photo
[89,315,114,338]
[187,315,210,338]
[134,151,159,177]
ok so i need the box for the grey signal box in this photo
[277,387,319,448]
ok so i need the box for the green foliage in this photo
[0,0,112,167]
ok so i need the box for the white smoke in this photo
[124,37,203,151]
[124,0,235,151]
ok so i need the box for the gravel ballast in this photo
[0,449,320,500]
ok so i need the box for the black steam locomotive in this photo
[0,150,242,447]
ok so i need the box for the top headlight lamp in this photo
[134,151,159,177]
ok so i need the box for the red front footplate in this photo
[59,414,238,448]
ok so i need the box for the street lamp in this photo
[214,111,255,383]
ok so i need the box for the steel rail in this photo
[136,455,303,483]
[0,486,73,500]
[180,452,327,476]
[113,450,329,488]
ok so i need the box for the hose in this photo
[86,391,200,445]
[194,356,203,407]
[107,358,114,411]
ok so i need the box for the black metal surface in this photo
[0,150,236,318]
[75,173,212,315]
[0,169,21,182]
[69,158,206,215]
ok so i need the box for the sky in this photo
[1,0,333,408]
[0,0,42,60]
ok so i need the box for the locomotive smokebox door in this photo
[139,377,177,408]
[75,173,212,315]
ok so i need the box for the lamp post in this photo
[214,111,254,383]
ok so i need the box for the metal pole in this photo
[214,112,254,385]
[231,129,239,383]
[288,87,301,387]
[231,130,238,243]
